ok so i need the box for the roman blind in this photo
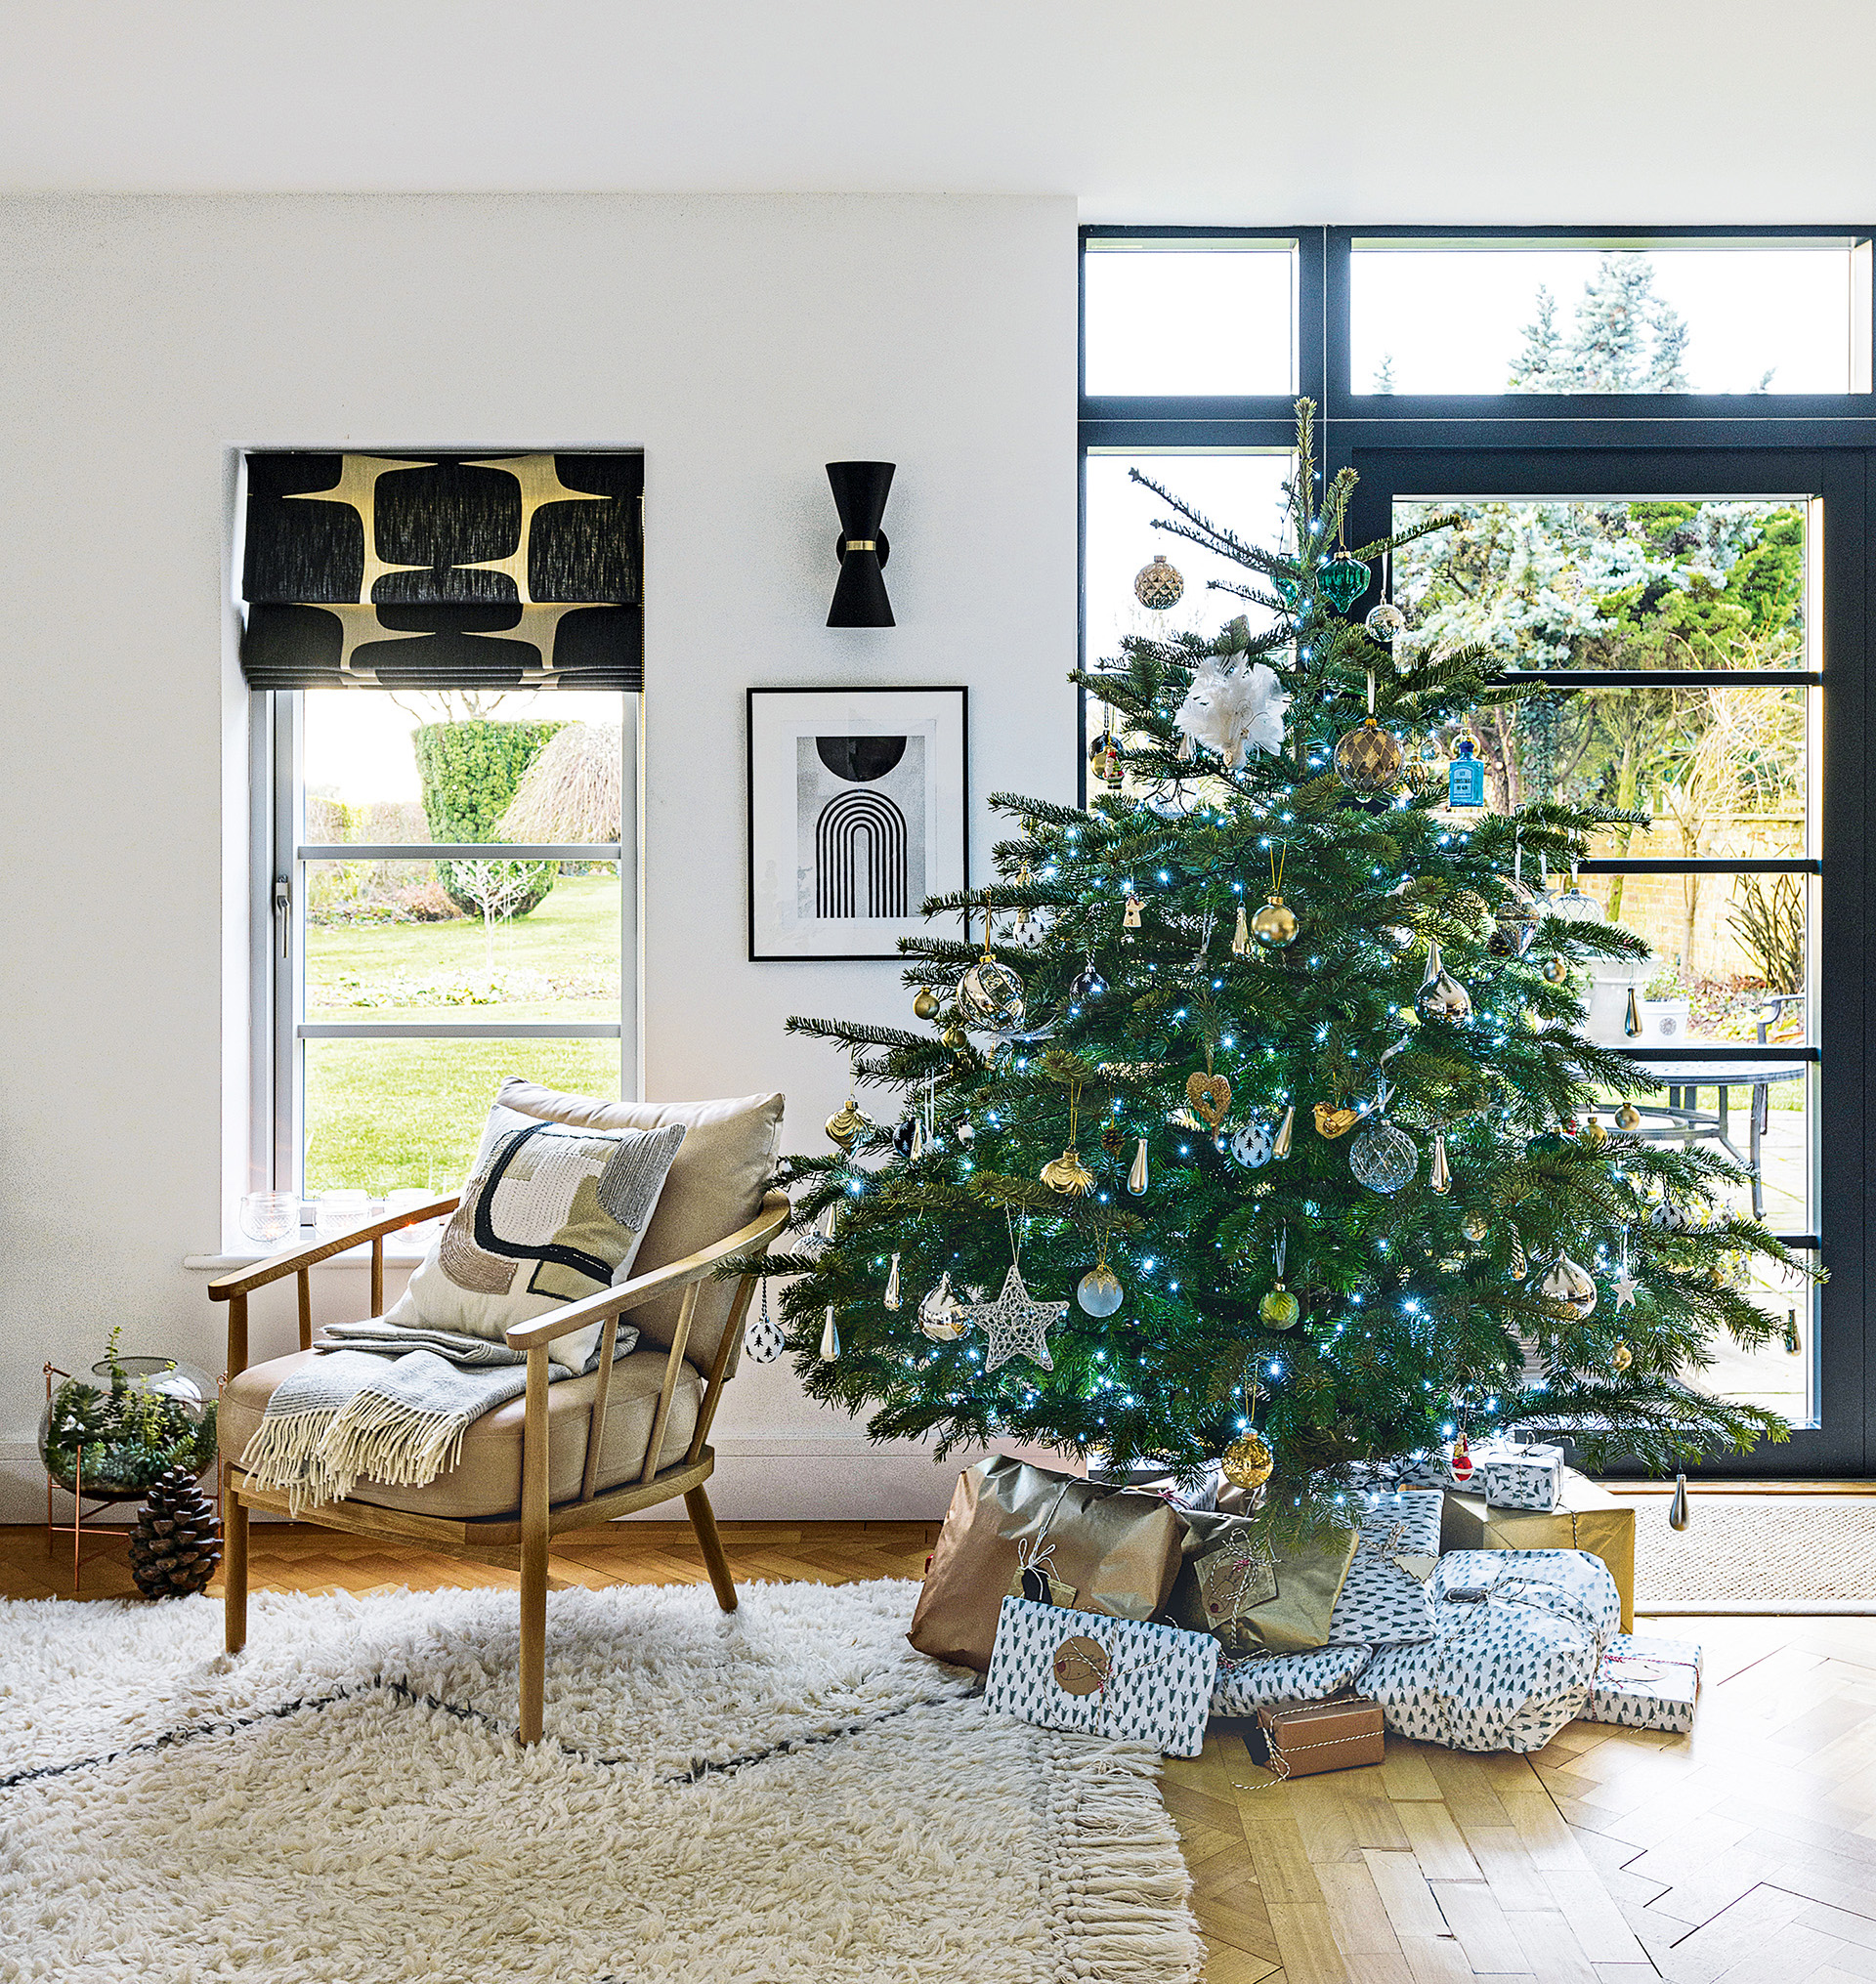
[238,452,642,691]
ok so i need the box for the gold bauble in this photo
[1134,552,1185,610]
[1579,1118,1608,1146]
[1615,1100,1642,1131]
[825,1097,869,1151]
[1334,717,1404,795]
[1612,1342,1634,1372]
[1542,955,1569,985]
[912,988,941,1021]
[1222,1430,1274,1492]
[1462,1210,1490,1245]
[1041,1149,1097,1197]
[1259,1285,1300,1330]
[1250,895,1300,948]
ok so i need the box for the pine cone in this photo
[128,1464,222,1600]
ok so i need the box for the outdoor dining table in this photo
[1620,1055,1807,1222]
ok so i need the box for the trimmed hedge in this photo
[413,720,564,920]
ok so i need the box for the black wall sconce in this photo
[827,460,894,627]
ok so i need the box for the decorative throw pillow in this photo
[384,1115,687,1371]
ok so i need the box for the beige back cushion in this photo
[491,1078,784,1374]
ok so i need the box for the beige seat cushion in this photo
[221,1347,701,1520]
[491,1079,785,1377]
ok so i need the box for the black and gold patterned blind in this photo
[239,452,643,691]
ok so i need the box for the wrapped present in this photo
[909,1457,1184,1670]
[1249,1697,1386,1778]
[1585,1632,1703,1734]
[983,1595,1218,1756]
[1440,1466,1636,1630]
[1328,1491,1443,1646]
[1169,1508,1359,1657]
[1473,1438,1564,1512]
[1360,1549,1619,1752]
[1213,1644,1371,1715]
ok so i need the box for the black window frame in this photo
[1079,223,1876,1477]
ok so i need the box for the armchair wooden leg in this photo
[685,1486,738,1613]
[519,1346,550,1745]
[224,1465,248,1655]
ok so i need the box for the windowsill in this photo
[183,1231,439,1272]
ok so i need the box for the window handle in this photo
[273,875,291,959]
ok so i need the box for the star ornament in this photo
[1614,1268,1639,1311]
[959,1264,1068,1373]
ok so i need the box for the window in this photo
[262,689,631,1202]
[1083,236,1298,397]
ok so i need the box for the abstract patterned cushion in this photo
[384,1115,686,1371]
[1327,1490,1443,1646]
[1359,1548,1618,1752]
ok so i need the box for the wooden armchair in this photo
[210,1186,789,1743]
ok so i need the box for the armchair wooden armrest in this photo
[209,1194,461,1373]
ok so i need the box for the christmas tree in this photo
[759,401,1799,1489]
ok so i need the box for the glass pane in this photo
[1085,452,1294,672]
[1392,498,1809,674]
[1571,870,1812,1047]
[305,861,620,1024]
[303,1036,621,1196]
[1353,238,1866,396]
[1084,242,1295,396]
[301,688,623,845]
[1681,1250,1816,1427]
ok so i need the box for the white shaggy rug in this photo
[0,1578,1201,1982]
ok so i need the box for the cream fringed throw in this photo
[240,1113,685,1513]
[236,1320,635,1515]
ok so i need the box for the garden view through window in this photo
[293,688,625,1197]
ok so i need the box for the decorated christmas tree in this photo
[758,401,1799,1492]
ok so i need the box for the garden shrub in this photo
[414,719,564,919]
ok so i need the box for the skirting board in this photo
[0,1436,1004,1526]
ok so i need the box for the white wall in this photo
[0,191,1079,1521]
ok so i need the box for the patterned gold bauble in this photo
[1222,1430,1275,1492]
[959,956,1025,1025]
[825,1097,870,1151]
[1334,717,1404,796]
[1040,1149,1097,1197]
[1259,1285,1300,1330]
[912,988,941,1021]
[1250,895,1300,948]
[1612,1341,1634,1372]
[1133,552,1185,610]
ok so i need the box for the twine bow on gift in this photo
[1358,1519,1437,1586]
[1197,1532,1279,1623]
[1012,1535,1077,1608]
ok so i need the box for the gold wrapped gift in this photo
[908,1457,1184,1671]
[1168,1508,1360,1656]
[1439,1466,1636,1631]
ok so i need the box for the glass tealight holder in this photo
[384,1187,440,1242]
[316,1190,372,1243]
[238,1192,299,1245]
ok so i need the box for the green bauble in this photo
[1259,1285,1300,1330]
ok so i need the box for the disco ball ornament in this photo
[1365,601,1407,643]
[1077,1265,1125,1317]
[1538,1252,1598,1320]
[1221,1430,1274,1493]
[1250,895,1300,948]
[1133,552,1184,610]
[1334,717,1404,797]
[1321,552,1372,612]
[1350,1119,1419,1195]
[959,956,1025,1026]
[1488,877,1540,958]
[1229,1117,1275,1170]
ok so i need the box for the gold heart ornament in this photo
[1313,1103,1361,1140]
[1186,1072,1233,1128]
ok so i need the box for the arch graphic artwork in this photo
[816,787,910,918]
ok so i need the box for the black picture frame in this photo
[746,684,969,961]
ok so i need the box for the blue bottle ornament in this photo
[1447,735,1486,809]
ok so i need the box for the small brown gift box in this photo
[909,1457,1184,1671]
[1439,1465,1636,1630]
[1250,1696,1386,1778]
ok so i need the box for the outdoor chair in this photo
[210,1085,788,1743]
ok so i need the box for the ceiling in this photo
[4,0,1872,219]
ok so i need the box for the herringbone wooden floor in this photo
[6,1519,1873,1983]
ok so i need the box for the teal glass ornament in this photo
[1448,736,1487,808]
[1320,553,1372,612]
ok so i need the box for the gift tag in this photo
[1197,1544,1279,1622]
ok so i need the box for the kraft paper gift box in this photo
[1359,1548,1620,1753]
[1472,1438,1565,1512]
[1585,1631,1703,1734]
[982,1595,1219,1757]
[1249,1697,1386,1778]
[1439,1466,1637,1631]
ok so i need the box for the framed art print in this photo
[747,686,968,960]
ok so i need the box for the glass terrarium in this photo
[39,1332,218,1499]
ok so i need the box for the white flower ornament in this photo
[1174,659,1291,769]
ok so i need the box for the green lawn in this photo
[302,871,623,1193]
